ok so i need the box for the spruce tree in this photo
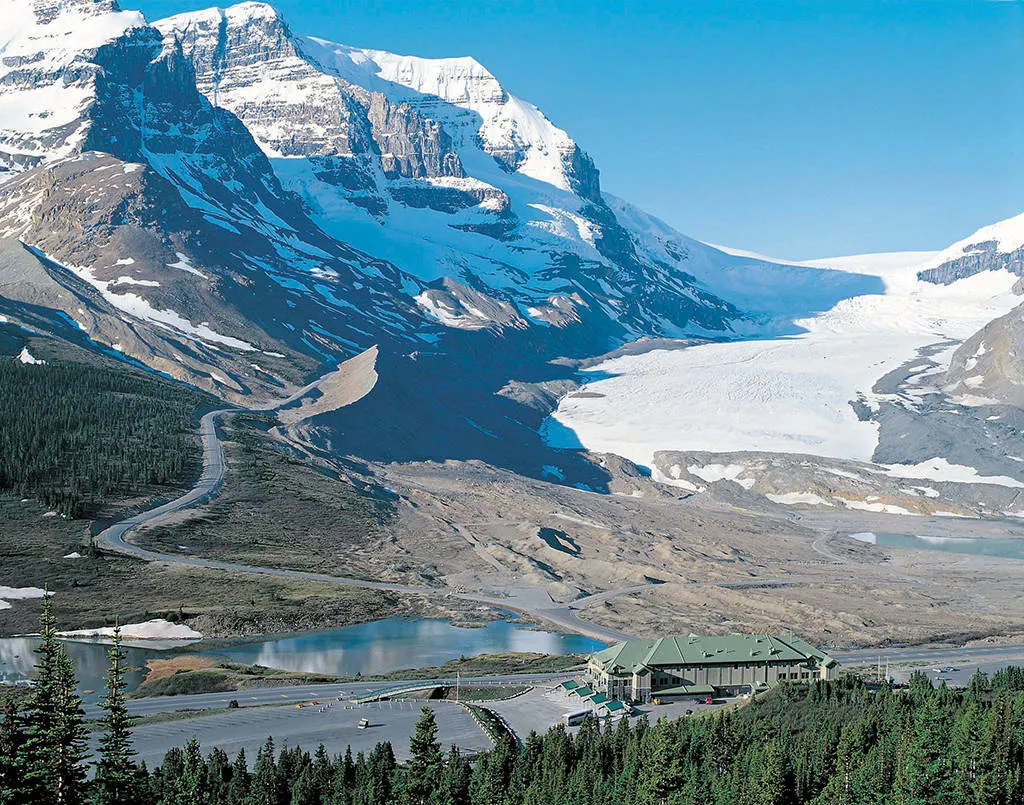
[0,694,28,805]
[21,592,61,803]
[226,749,250,804]
[93,626,138,805]
[51,649,89,805]
[404,708,443,805]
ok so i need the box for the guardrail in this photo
[351,683,447,704]
[458,702,518,747]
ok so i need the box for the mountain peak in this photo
[23,0,131,25]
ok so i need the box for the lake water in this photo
[204,618,605,676]
[850,531,1024,560]
[0,618,606,701]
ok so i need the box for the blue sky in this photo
[136,0,1023,259]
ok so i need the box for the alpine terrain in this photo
[2,0,1024,649]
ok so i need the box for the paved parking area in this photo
[485,686,574,738]
[113,699,492,767]
[484,684,742,739]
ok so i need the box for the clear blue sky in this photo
[136,0,1023,259]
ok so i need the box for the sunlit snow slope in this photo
[545,217,1024,470]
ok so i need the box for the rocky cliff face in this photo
[0,0,909,411]
[0,0,442,400]
[917,212,1024,286]
[156,2,753,340]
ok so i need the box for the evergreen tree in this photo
[93,626,139,805]
[19,593,89,805]
[0,694,27,805]
[51,649,90,805]
[404,708,443,805]
[175,737,208,805]
[227,749,251,805]
[20,592,62,804]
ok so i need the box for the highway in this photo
[84,673,576,719]
[91,407,634,644]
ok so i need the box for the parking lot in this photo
[117,699,493,768]
[111,678,750,767]
[484,682,741,738]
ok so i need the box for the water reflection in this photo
[0,637,157,703]
[205,618,606,676]
[0,618,606,699]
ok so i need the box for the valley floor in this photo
[7,380,1024,651]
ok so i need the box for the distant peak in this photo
[30,0,123,23]
[223,1,282,19]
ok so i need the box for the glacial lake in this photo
[0,617,606,702]
[850,532,1024,560]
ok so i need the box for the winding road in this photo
[93,409,634,644]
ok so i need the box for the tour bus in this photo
[562,709,593,727]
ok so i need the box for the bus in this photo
[562,709,593,727]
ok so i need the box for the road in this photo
[92,408,633,644]
[84,672,574,719]
[833,641,1024,679]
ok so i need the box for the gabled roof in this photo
[590,634,836,671]
[654,684,715,697]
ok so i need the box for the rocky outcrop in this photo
[919,241,1024,285]
[155,2,752,339]
[942,304,1024,407]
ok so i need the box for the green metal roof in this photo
[653,684,715,697]
[590,634,836,672]
[572,686,594,698]
[559,680,580,690]
[587,692,609,705]
[603,700,627,712]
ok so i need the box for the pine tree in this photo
[51,649,90,805]
[0,694,28,805]
[227,749,250,805]
[404,708,443,805]
[176,737,208,805]
[93,626,139,805]
[21,592,62,804]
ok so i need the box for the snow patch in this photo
[766,491,834,507]
[17,347,44,365]
[687,463,755,490]
[885,458,1024,489]
[0,586,46,611]
[166,253,209,279]
[58,619,202,640]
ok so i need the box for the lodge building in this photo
[586,634,838,703]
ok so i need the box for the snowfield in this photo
[544,244,1023,475]
[58,618,203,640]
[0,586,46,611]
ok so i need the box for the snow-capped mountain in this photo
[156,1,853,340]
[916,211,1024,286]
[3,0,1023,490]
[0,0,863,408]
[546,211,1024,505]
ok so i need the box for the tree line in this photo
[2,599,1023,804]
[0,358,212,517]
